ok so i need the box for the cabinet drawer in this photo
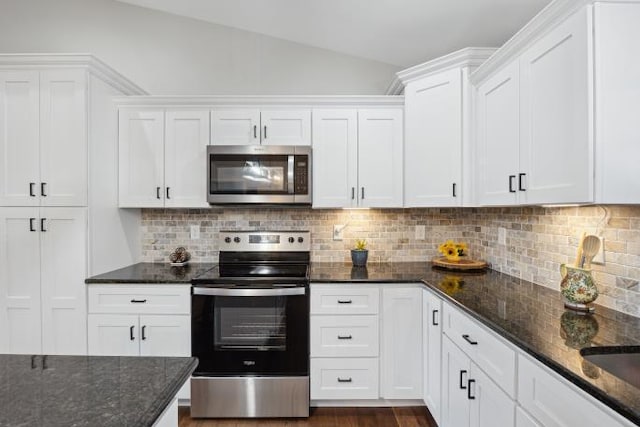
[442,303,516,398]
[311,315,378,357]
[88,285,190,315]
[310,358,379,400]
[310,286,379,315]
[518,354,628,427]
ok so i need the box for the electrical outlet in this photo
[592,237,605,265]
[498,227,507,245]
[190,225,200,240]
[333,225,344,241]
[415,225,426,240]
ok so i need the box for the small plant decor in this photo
[438,240,468,262]
[351,239,369,267]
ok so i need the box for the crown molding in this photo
[113,95,405,107]
[0,53,146,95]
[394,47,498,89]
[470,0,596,85]
[385,76,405,96]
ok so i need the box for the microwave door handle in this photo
[287,155,295,194]
[193,287,306,297]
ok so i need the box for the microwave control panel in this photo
[294,155,309,194]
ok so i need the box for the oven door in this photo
[191,286,309,376]
[207,145,311,204]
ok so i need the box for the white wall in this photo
[0,0,399,95]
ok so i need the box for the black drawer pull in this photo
[452,182,457,197]
[337,377,352,383]
[508,175,516,193]
[40,182,47,197]
[459,370,467,389]
[40,218,47,232]
[129,325,135,341]
[141,325,147,340]
[432,309,439,326]
[337,299,352,304]
[337,335,353,340]
[467,379,476,400]
[462,334,478,345]
[130,299,147,304]
[29,183,36,197]
[519,173,526,191]
[156,187,161,199]
[29,218,36,232]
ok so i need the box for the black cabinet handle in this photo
[351,187,355,200]
[337,377,352,383]
[519,173,526,191]
[141,325,147,340]
[452,183,457,197]
[40,182,47,197]
[29,218,36,232]
[508,175,516,193]
[263,125,267,139]
[29,183,36,197]
[253,125,257,139]
[467,379,476,400]
[337,335,353,340]
[462,334,478,345]
[459,370,467,389]
[129,326,135,341]
[166,187,170,199]
[40,218,46,232]
[432,309,439,326]
[337,299,352,304]
[130,299,147,304]
[361,187,365,200]
[156,187,161,199]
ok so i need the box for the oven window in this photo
[210,155,289,194]
[213,297,287,351]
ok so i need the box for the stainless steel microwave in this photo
[207,145,311,205]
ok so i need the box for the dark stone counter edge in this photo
[140,357,198,427]
[85,278,193,284]
[414,279,640,427]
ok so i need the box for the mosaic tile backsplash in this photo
[141,205,640,317]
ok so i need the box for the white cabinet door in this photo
[118,109,164,207]
[405,69,462,207]
[476,62,520,206]
[469,366,516,427]
[423,290,443,425]
[0,208,41,353]
[381,287,422,399]
[139,315,190,357]
[357,109,403,208]
[39,69,87,207]
[520,7,593,205]
[516,407,543,427]
[261,110,311,146]
[311,109,358,208]
[164,110,209,208]
[40,207,87,355]
[442,336,471,427]
[210,109,260,145]
[0,71,40,207]
[88,314,140,356]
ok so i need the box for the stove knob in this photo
[224,237,231,243]
[288,237,295,243]
[298,237,304,243]
[233,237,241,243]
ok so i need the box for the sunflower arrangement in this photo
[438,240,468,262]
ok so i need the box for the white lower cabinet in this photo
[516,406,542,427]
[423,289,442,424]
[310,358,379,400]
[87,285,191,399]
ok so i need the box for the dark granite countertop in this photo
[311,262,640,425]
[0,354,197,427]
[85,262,217,284]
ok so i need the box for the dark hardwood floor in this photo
[179,406,437,427]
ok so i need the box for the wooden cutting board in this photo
[432,257,488,271]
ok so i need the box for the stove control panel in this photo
[219,231,310,252]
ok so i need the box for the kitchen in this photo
[1,0,640,426]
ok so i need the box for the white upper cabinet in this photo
[519,7,592,205]
[211,109,311,146]
[404,68,462,207]
[312,108,403,208]
[357,109,404,208]
[312,109,358,208]
[119,109,209,208]
[0,69,87,207]
[476,62,520,206]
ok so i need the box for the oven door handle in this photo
[192,287,306,297]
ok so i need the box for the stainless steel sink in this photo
[580,346,640,388]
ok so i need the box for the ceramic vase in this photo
[560,264,598,313]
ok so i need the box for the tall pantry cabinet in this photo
[0,55,144,355]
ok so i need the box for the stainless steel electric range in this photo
[190,231,310,418]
